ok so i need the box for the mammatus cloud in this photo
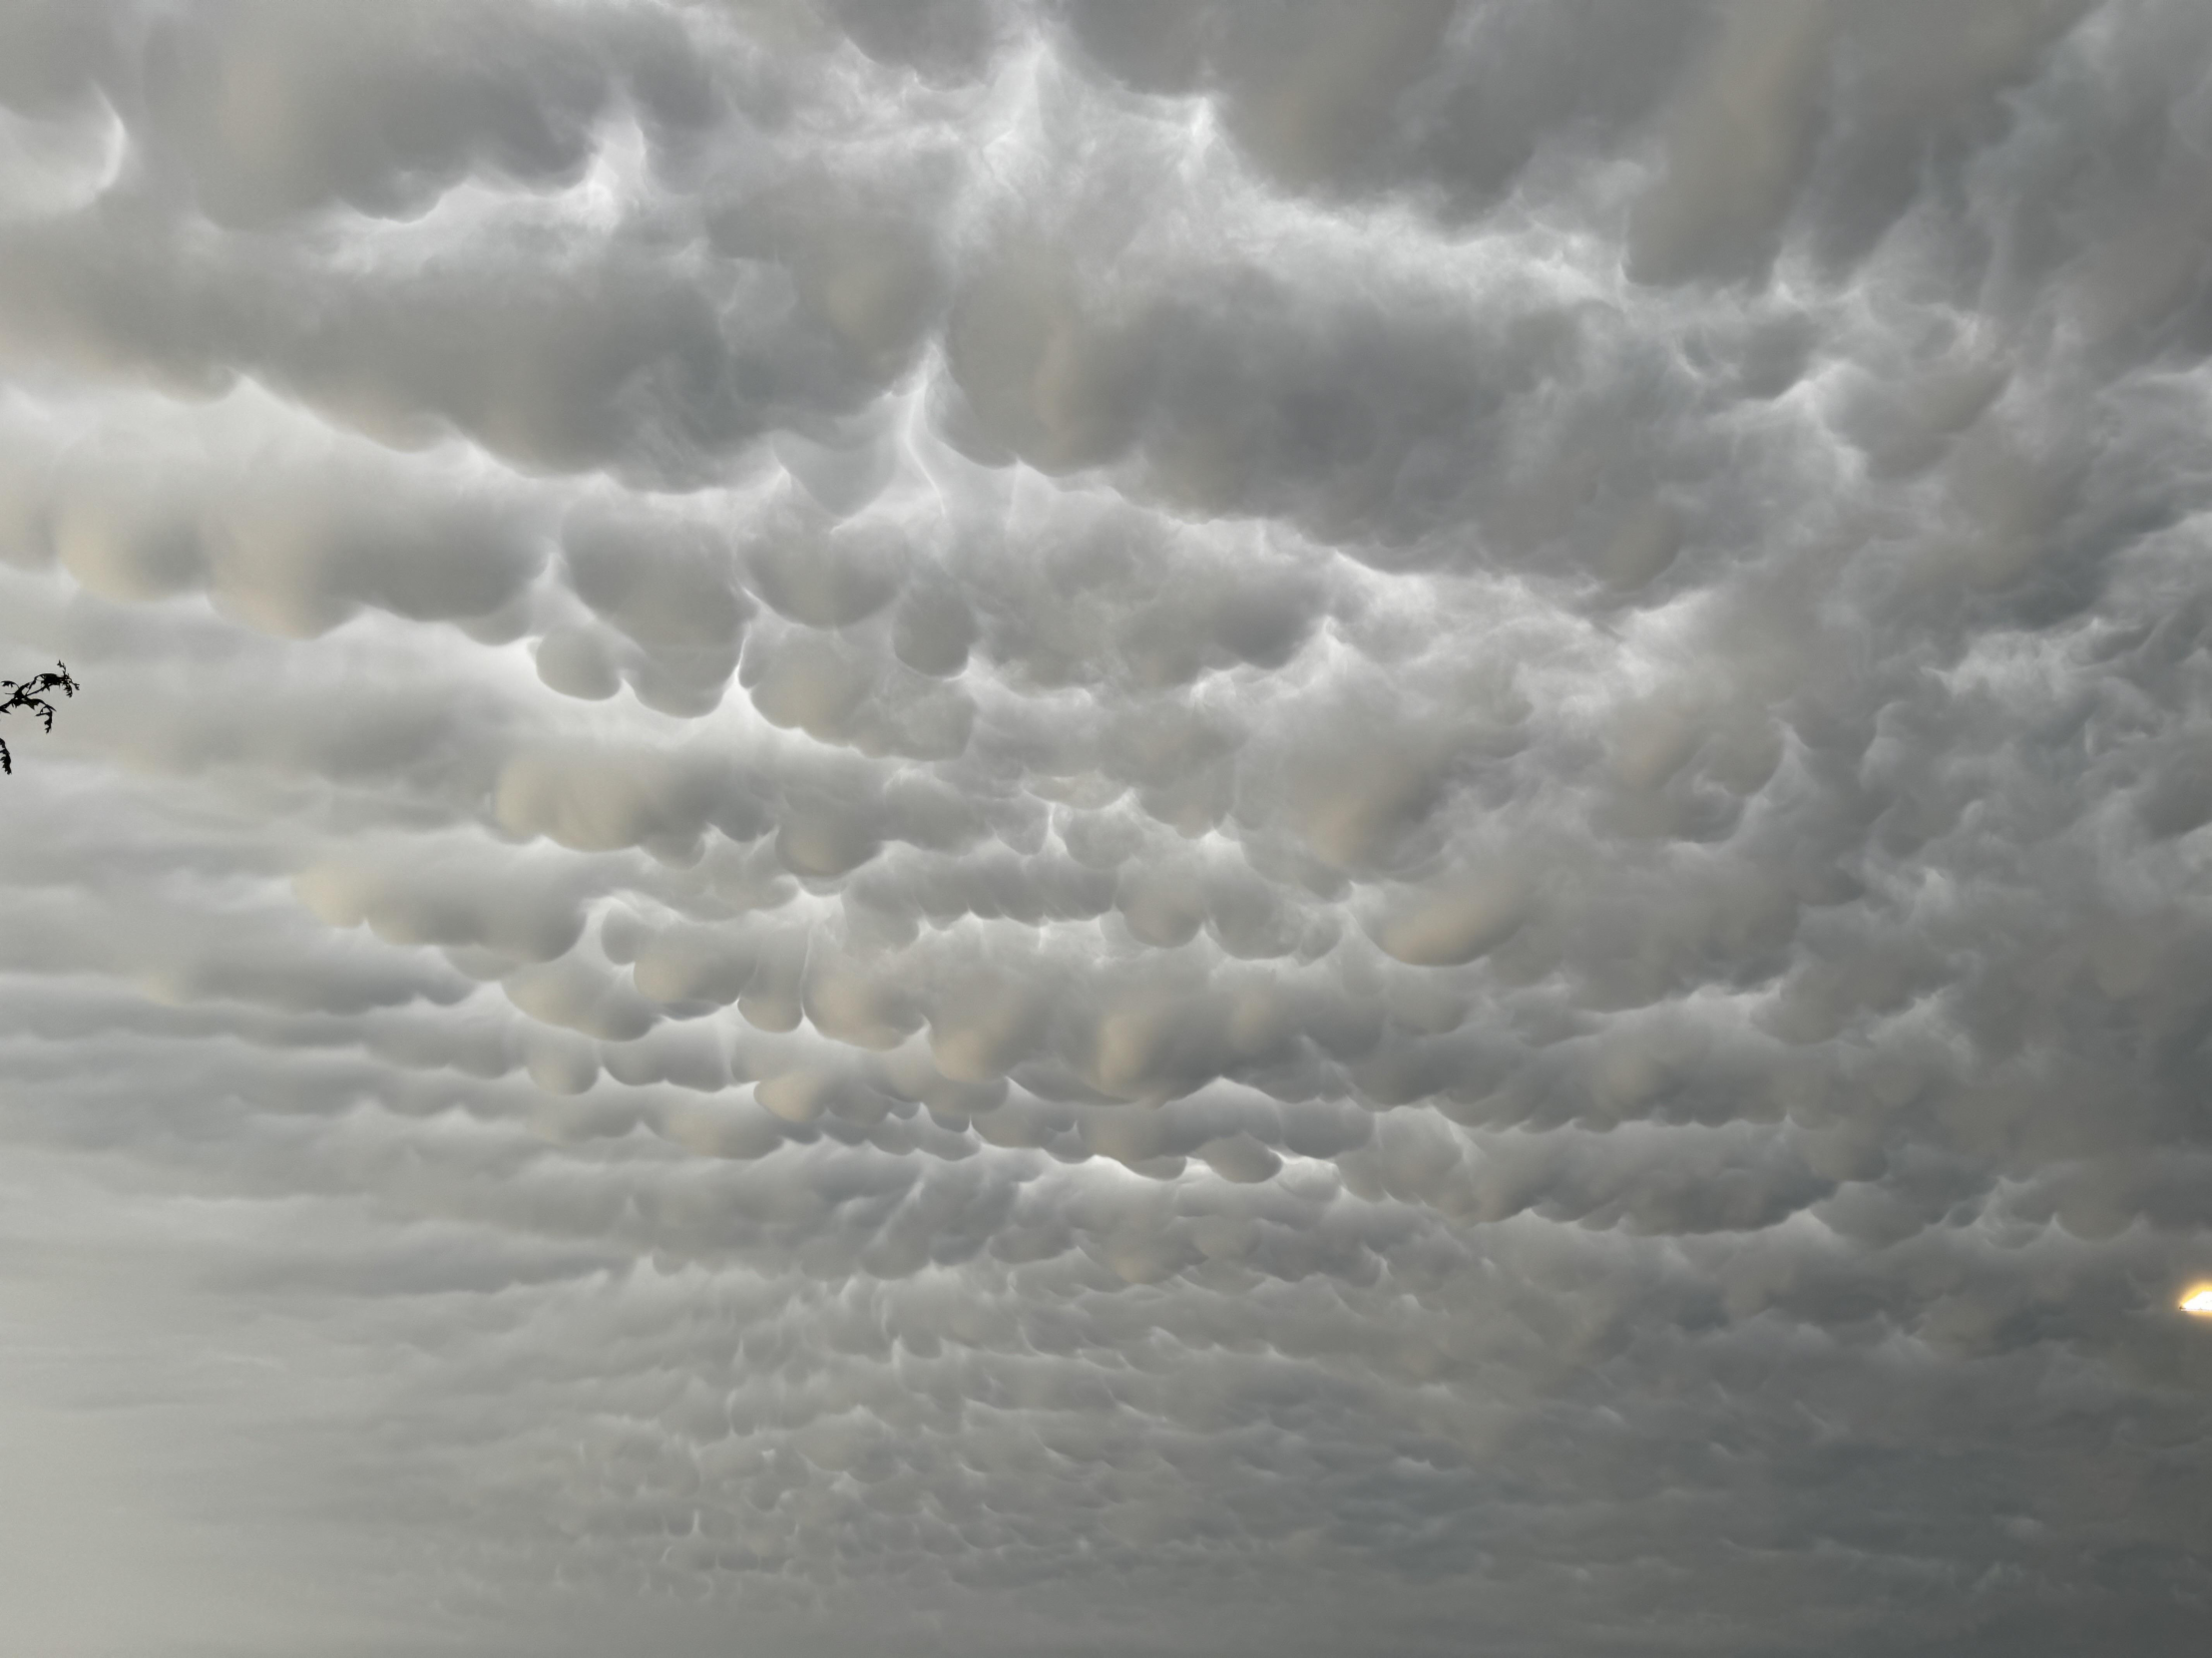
[3,2,2212,1653]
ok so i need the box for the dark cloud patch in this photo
[139,0,613,225]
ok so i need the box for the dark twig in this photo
[0,662,77,775]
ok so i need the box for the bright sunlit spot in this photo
[2181,1287,2212,1316]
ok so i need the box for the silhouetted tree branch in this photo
[0,662,76,775]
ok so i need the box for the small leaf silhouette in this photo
[0,662,78,776]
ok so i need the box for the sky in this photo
[2,2,2212,1653]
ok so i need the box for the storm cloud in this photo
[3,3,2212,1653]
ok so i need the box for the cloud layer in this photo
[4,3,2212,1653]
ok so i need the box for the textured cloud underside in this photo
[4,4,2212,1654]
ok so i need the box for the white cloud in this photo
[4,3,2212,1653]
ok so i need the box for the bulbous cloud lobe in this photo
[4,3,2212,1655]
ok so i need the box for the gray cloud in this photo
[4,3,2212,1654]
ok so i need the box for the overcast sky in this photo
[4,2,2212,1653]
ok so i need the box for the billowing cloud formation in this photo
[4,3,2212,1654]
